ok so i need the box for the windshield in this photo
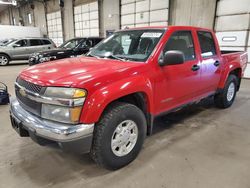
[88,29,165,62]
[59,38,84,49]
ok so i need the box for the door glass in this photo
[197,31,217,58]
[84,39,92,48]
[94,39,102,45]
[60,39,81,49]
[30,39,42,46]
[42,40,51,45]
[15,40,27,47]
[163,31,195,61]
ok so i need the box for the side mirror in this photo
[159,50,185,66]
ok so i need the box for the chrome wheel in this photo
[227,82,235,102]
[0,55,9,66]
[111,120,138,157]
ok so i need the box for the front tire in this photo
[0,54,10,66]
[214,74,238,108]
[90,102,147,170]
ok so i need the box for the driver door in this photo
[77,39,92,55]
[156,30,202,112]
[11,39,29,60]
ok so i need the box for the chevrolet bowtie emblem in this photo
[19,88,27,97]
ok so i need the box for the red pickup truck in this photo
[10,26,248,170]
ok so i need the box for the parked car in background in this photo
[10,26,248,170]
[28,37,103,66]
[0,38,55,66]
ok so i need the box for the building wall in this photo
[63,0,74,40]
[102,0,120,37]
[169,0,217,29]
[214,0,250,78]
[0,8,11,25]
[33,2,47,36]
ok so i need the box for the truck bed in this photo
[221,50,248,75]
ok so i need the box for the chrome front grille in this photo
[17,77,42,94]
[15,77,43,116]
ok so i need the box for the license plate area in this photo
[10,115,29,137]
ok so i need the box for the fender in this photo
[217,60,242,89]
[80,75,154,123]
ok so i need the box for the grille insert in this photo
[17,77,42,93]
[16,77,43,116]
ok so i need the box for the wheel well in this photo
[229,68,242,91]
[105,92,153,135]
[0,53,11,60]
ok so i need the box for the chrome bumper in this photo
[10,98,94,142]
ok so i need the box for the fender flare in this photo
[80,76,154,124]
[218,61,242,89]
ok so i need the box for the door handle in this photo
[191,64,200,71]
[214,60,220,67]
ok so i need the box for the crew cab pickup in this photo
[10,26,248,170]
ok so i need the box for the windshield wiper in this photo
[105,54,127,62]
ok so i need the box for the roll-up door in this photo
[47,11,63,46]
[215,0,250,78]
[74,1,99,37]
[121,0,169,29]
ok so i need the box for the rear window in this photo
[197,31,217,58]
[30,39,42,46]
[42,40,52,45]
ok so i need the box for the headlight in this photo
[44,87,86,98]
[41,87,87,124]
[41,104,82,124]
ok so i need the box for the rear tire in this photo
[0,54,10,66]
[214,74,238,108]
[90,102,146,170]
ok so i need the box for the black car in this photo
[29,37,103,66]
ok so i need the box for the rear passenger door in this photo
[26,39,44,56]
[41,39,53,50]
[197,31,222,93]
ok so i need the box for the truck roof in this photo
[121,25,213,32]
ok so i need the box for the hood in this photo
[20,56,142,88]
[36,48,72,57]
[0,46,8,49]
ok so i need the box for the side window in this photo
[30,39,42,46]
[84,39,92,47]
[197,31,217,58]
[94,38,102,45]
[42,40,51,45]
[163,31,195,61]
[15,40,27,47]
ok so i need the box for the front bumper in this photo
[10,98,94,153]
